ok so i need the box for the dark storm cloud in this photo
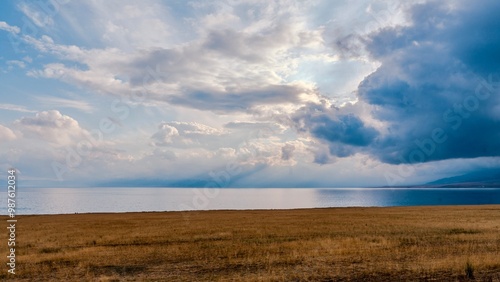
[292,103,378,160]
[295,0,500,165]
[357,0,500,164]
[310,114,377,147]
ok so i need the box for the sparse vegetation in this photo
[1,205,500,281]
[466,261,475,280]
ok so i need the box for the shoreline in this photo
[6,203,500,216]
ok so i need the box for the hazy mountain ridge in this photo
[97,169,500,188]
[423,169,500,187]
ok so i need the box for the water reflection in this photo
[315,188,500,207]
[0,187,499,215]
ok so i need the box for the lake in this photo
[2,187,500,215]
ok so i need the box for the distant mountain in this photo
[97,178,209,188]
[424,168,500,188]
[98,169,500,188]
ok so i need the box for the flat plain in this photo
[1,205,500,281]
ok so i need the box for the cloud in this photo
[151,124,179,146]
[234,139,305,167]
[224,121,285,137]
[25,35,316,113]
[18,2,54,27]
[52,0,174,50]
[291,103,378,160]
[13,110,90,145]
[0,21,20,34]
[281,143,295,160]
[354,0,500,164]
[0,125,16,141]
[6,0,500,187]
[167,85,314,112]
[22,1,327,114]
[36,97,94,113]
[311,114,378,147]
[149,119,308,168]
[151,121,224,147]
[283,0,500,167]
[7,60,26,69]
[0,104,36,113]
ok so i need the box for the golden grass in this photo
[1,205,500,281]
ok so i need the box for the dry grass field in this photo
[1,205,500,281]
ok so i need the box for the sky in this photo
[0,0,499,188]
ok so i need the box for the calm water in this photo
[1,187,500,215]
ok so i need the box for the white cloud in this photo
[151,121,224,147]
[0,21,20,34]
[55,0,174,50]
[13,110,90,146]
[149,118,310,168]
[0,125,16,140]
[36,96,94,113]
[0,103,36,113]
[18,3,54,27]
[7,60,26,69]
[151,124,179,145]
[21,0,331,114]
